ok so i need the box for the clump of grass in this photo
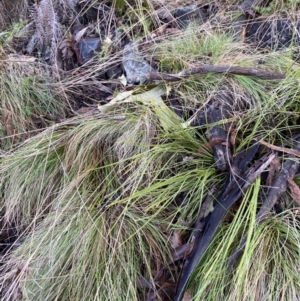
[253,0,299,16]
[0,60,69,150]
[1,3,300,301]
[153,26,236,73]
[0,101,218,300]
[0,0,29,31]
[151,25,300,149]
[189,180,300,301]
[120,0,156,36]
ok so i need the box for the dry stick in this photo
[228,143,300,267]
[178,65,285,79]
[258,139,300,158]
[148,64,285,82]
[147,72,181,81]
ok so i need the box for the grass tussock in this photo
[220,212,299,300]
[0,104,217,300]
[0,60,69,149]
[0,0,29,31]
[191,180,300,301]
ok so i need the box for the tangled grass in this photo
[0,1,300,300]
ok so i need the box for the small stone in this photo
[174,5,207,29]
[122,43,153,84]
[106,65,123,79]
[77,38,102,63]
[246,18,300,50]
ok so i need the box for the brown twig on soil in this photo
[257,139,300,158]
[147,72,181,81]
[148,64,285,82]
[228,140,300,267]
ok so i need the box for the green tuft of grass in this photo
[190,180,300,301]
[0,102,218,300]
[0,60,70,150]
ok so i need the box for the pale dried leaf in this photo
[182,288,193,301]
[119,74,127,86]
[97,85,165,113]
[170,229,183,249]
[97,90,135,113]
[74,27,88,42]
[97,85,184,131]
[7,55,36,62]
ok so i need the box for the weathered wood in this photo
[178,65,285,79]
[147,72,181,81]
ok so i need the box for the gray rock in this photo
[122,43,153,84]
[106,65,123,79]
[174,5,207,29]
[246,18,300,50]
[77,38,102,63]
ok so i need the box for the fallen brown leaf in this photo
[171,242,194,263]
[170,229,183,249]
[266,157,281,187]
[287,178,300,206]
[182,288,193,301]
[3,111,15,137]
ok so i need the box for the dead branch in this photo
[147,72,181,81]
[257,158,299,220]
[148,64,285,82]
[257,139,300,158]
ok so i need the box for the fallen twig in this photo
[148,64,285,82]
[178,65,285,79]
[257,139,300,158]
